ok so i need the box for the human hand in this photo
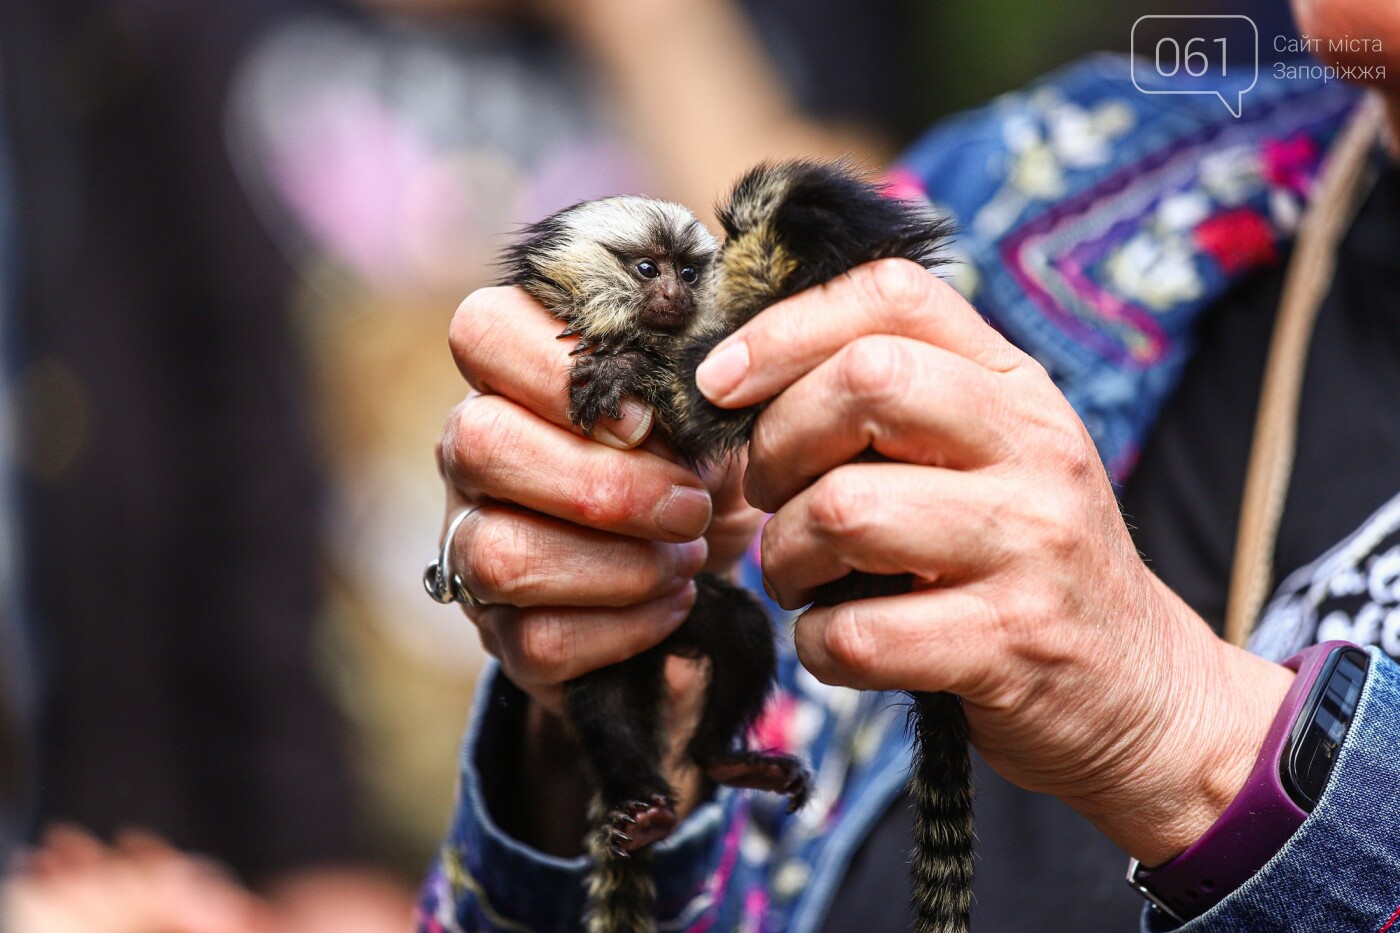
[437,286,763,849]
[695,259,1294,866]
[439,286,761,711]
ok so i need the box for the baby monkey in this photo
[503,163,964,933]
[505,198,718,435]
[502,197,810,933]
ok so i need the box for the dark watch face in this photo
[1282,647,1369,810]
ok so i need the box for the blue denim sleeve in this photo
[417,662,743,932]
[417,582,913,933]
[1144,648,1400,932]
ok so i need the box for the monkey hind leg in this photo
[908,690,973,933]
[584,804,659,933]
[676,573,812,811]
[565,649,678,854]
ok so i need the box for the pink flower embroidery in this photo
[1261,135,1320,198]
[881,167,929,202]
[750,694,801,754]
[1194,208,1278,275]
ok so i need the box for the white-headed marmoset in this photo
[500,161,967,933]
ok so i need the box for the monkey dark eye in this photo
[679,266,698,284]
[636,260,660,279]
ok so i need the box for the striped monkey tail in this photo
[909,691,974,933]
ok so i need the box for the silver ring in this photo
[423,507,486,607]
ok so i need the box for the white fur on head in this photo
[522,196,719,340]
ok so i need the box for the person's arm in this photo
[1140,647,1400,931]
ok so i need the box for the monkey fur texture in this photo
[501,161,969,933]
[502,195,811,933]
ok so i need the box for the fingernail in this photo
[593,400,654,449]
[667,581,699,624]
[673,538,709,581]
[695,339,749,401]
[656,486,712,537]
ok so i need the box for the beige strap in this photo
[1224,95,1386,648]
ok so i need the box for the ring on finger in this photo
[423,507,488,607]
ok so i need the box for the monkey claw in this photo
[704,752,812,813]
[605,795,678,855]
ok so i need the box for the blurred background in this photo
[0,0,1292,929]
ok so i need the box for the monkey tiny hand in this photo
[567,343,655,435]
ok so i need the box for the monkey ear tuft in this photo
[495,211,566,286]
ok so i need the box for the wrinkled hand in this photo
[439,286,761,712]
[695,259,1293,866]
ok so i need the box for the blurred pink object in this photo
[268,90,437,282]
[881,166,928,202]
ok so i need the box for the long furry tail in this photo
[583,795,658,933]
[909,691,974,933]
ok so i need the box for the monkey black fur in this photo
[674,161,971,933]
[501,195,812,933]
[502,161,969,933]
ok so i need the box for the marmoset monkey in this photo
[503,195,811,933]
[501,161,968,933]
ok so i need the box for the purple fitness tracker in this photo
[1127,640,1370,924]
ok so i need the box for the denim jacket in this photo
[418,57,1400,932]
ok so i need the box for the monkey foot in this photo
[703,752,812,813]
[604,794,677,856]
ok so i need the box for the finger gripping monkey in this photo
[671,161,971,933]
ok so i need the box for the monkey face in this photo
[504,195,719,341]
[628,254,704,331]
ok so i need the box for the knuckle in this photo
[1000,586,1053,633]
[574,467,635,527]
[449,289,498,360]
[836,337,912,409]
[434,429,451,481]
[1057,425,1101,483]
[1029,495,1082,559]
[510,611,575,684]
[995,585,1081,671]
[450,287,529,380]
[466,518,530,602]
[808,468,876,542]
[822,604,876,674]
[469,606,510,658]
[1014,353,1051,383]
[854,258,929,322]
[446,397,514,488]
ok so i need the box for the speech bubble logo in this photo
[1131,15,1258,118]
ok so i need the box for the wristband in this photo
[1127,640,1370,924]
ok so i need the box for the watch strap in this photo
[1127,641,1364,923]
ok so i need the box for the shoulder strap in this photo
[1224,94,1386,648]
